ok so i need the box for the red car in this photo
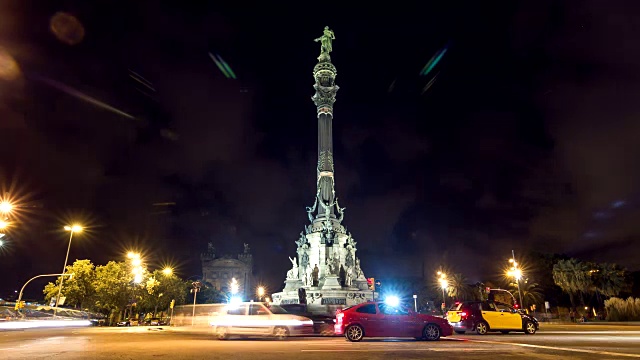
[334,301,453,342]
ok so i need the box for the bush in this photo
[604,297,640,321]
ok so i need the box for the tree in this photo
[139,270,188,316]
[43,259,96,309]
[553,258,592,307]
[92,261,132,322]
[190,281,227,304]
[446,273,474,301]
[509,281,544,309]
[592,263,627,298]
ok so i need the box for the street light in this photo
[507,250,524,310]
[257,286,265,301]
[437,271,448,313]
[54,224,83,317]
[163,267,173,276]
[0,201,13,214]
[230,278,239,295]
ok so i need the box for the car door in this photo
[248,303,272,335]
[353,303,380,336]
[495,302,522,329]
[226,304,249,335]
[480,301,504,330]
[378,303,414,337]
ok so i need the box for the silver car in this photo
[210,302,314,340]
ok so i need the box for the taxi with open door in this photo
[447,300,538,335]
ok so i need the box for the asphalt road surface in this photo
[1,324,639,359]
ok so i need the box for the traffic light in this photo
[14,301,25,310]
[170,299,175,309]
[367,278,375,291]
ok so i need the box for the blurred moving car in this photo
[334,301,453,342]
[446,301,538,335]
[210,302,314,340]
[116,318,139,327]
[279,304,335,336]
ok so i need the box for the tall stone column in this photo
[312,51,340,223]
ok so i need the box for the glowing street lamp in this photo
[0,220,8,230]
[507,250,524,309]
[0,201,13,215]
[163,267,173,276]
[256,286,265,301]
[437,271,448,313]
[230,278,239,295]
[54,224,83,317]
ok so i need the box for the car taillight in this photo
[460,311,468,320]
[334,312,345,334]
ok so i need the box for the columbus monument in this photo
[272,27,374,307]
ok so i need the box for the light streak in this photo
[0,319,91,330]
[32,75,135,120]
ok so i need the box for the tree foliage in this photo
[43,259,96,309]
[41,259,191,322]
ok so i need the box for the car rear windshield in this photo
[449,303,464,311]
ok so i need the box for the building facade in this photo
[201,242,253,301]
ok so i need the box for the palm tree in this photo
[446,273,474,301]
[553,258,591,307]
[509,281,544,309]
[592,263,626,298]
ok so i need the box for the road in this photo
[0,324,639,359]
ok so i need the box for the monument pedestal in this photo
[283,279,304,292]
[321,276,342,290]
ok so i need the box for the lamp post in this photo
[508,250,524,309]
[191,281,202,325]
[412,294,418,312]
[18,273,74,318]
[54,224,82,317]
[437,271,448,314]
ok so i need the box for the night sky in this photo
[1,1,640,298]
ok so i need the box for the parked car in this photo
[116,318,139,327]
[446,301,538,335]
[334,301,453,342]
[210,302,314,340]
[279,304,335,336]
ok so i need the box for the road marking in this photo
[467,339,640,358]
[301,348,493,352]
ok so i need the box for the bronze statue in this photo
[314,26,335,56]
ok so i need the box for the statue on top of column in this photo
[314,26,335,58]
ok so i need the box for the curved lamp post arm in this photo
[17,273,74,318]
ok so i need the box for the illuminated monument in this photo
[272,27,373,306]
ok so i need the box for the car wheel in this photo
[423,324,441,341]
[216,327,229,340]
[273,326,289,340]
[475,321,489,335]
[345,325,364,342]
[524,321,536,335]
[454,330,465,334]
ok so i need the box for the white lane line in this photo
[467,339,640,358]
[301,348,494,352]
